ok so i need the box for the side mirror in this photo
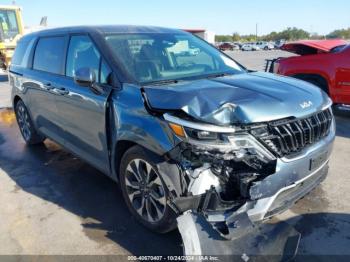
[74,67,96,87]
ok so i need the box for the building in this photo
[183,29,216,44]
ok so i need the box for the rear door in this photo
[22,35,68,144]
[54,34,113,173]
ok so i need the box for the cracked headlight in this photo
[227,134,276,160]
[164,113,276,161]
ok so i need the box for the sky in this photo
[6,0,350,35]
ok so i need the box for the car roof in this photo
[20,25,186,41]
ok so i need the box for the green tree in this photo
[215,35,232,42]
[261,27,310,41]
[327,28,350,39]
[232,32,240,42]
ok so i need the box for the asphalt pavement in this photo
[0,51,349,259]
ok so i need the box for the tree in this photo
[215,35,232,42]
[259,27,310,41]
[327,28,350,39]
[215,27,348,43]
[232,32,240,42]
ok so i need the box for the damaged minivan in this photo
[10,26,335,257]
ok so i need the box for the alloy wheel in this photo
[16,104,31,141]
[125,158,166,223]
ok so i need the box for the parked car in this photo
[233,42,243,49]
[266,39,350,108]
[10,26,334,255]
[255,41,274,50]
[275,39,286,49]
[218,42,239,51]
[241,43,260,51]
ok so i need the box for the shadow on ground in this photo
[0,108,349,257]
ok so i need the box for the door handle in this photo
[43,82,54,90]
[54,87,69,95]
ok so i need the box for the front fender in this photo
[110,83,181,165]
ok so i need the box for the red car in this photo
[218,42,236,51]
[267,39,350,108]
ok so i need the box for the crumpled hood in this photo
[143,72,331,125]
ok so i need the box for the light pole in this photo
[256,23,258,41]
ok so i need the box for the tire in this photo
[264,46,268,50]
[294,75,329,95]
[119,145,177,233]
[307,79,329,94]
[14,100,45,145]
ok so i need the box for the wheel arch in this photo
[111,139,185,198]
[112,139,138,182]
[291,73,330,95]
[13,95,22,107]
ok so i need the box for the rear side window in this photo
[12,39,35,67]
[11,42,27,66]
[33,36,65,74]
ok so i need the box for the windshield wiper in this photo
[205,72,233,79]
[142,79,181,86]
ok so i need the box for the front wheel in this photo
[14,100,45,145]
[119,145,177,233]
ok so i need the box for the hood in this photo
[281,39,347,55]
[143,72,331,126]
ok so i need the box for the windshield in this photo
[330,44,348,53]
[0,10,19,41]
[104,33,244,84]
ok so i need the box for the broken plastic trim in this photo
[177,211,300,260]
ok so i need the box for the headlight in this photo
[228,134,276,160]
[164,113,276,161]
[184,127,218,141]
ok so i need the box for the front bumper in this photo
[172,118,334,259]
[170,118,335,221]
[247,119,335,221]
[248,158,329,221]
[176,126,334,258]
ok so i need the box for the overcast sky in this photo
[10,0,350,35]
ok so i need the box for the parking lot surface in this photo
[0,51,349,259]
[228,49,292,71]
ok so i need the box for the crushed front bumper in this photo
[173,119,334,259]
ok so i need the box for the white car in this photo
[255,41,275,50]
[241,43,260,51]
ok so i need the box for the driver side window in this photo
[66,35,100,80]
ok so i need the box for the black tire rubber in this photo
[14,100,45,145]
[119,145,177,233]
[305,78,329,94]
[294,75,329,95]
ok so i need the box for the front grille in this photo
[255,108,333,157]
